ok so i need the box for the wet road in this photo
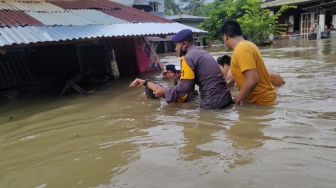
[0,38,335,188]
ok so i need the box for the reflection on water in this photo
[226,106,275,150]
[1,39,336,188]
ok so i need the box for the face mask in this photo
[179,42,188,57]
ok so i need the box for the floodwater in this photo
[1,38,336,188]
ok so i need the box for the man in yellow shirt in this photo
[220,19,276,105]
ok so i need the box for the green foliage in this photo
[198,0,296,44]
[179,0,207,15]
[198,0,247,41]
[238,0,296,44]
[164,0,182,16]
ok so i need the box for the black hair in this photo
[217,55,231,67]
[220,19,243,37]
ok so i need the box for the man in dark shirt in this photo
[145,64,198,103]
[130,29,232,109]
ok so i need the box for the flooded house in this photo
[262,0,336,39]
[0,0,204,98]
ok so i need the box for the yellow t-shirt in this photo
[231,41,276,105]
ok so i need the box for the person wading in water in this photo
[130,29,233,109]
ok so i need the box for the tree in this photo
[199,0,247,41]
[237,0,295,44]
[198,0,295,44]
[164,0,182,15]
[180,0,207,15]
[192,0,224,17]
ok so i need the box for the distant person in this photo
[324,25,329,32]
[130,29,233,109]
[217,55,285,88]
[220,19,276,105]
[308,25,317,40]
[309,25,316,33]
[323,25,331,38]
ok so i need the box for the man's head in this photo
[217,55,231,76]
[220,19,243,49]
[171,29,194,57]
[163,64,179,79]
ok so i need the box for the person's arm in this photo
[129,78,195,102]
[234,68,259,105]
[164,79,195,103]
[267,67,285,87]
[129,78,165,98]
[226,69,235,88]
[163,55,196,103]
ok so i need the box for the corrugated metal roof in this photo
[110,0,133,6]
[100,9,171,23]
[262,0,316,8]
[48,0,120,10]
[26,11,93,25]
[0,23,206,47]
[0,0,170,27]
[70,9,127,24]
[49,0,171,23]
[6,2,65,12]
[0,2,18,10]
[25,10,127,26]
[0,10,42,26]
[165,15,208,20]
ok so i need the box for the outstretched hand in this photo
[129,78,165,98]
[129,78,145,88]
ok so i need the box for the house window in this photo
[149,2,159,12]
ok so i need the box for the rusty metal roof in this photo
[100,9,171,23]
[0,10,42,27]
[49,0,171,23]
[0,23,206,47]
[25,9,127,26]
[48,0,122,10]
[0,0,170,27]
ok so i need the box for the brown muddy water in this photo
[0,39,336,188]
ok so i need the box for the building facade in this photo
[262,0,336,39]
